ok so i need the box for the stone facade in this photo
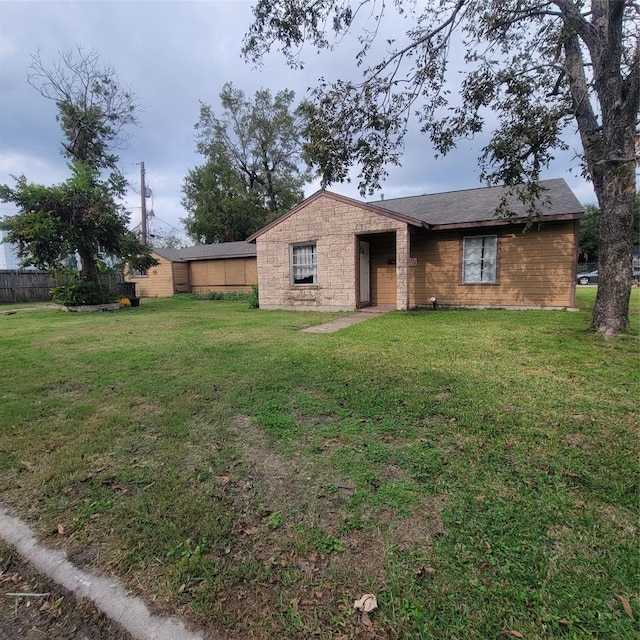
[256,192,409,311]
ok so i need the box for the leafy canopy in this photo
[182,82,310,243]
[0,162,157,276]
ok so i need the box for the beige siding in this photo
[172,263,190,293]
[370,234,397,305]
[125,253,175,298]
[125,253,256,297]
[409,221,577,308]
[190,257,256,294]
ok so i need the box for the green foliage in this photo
[316,535,345,554]
[1,163,157,283]
[182,82,310,243]
[267,511,283,529]
[182,159,266,243]
[578,204,600,264]
[0,291,637,637]
[579,196,640,265]
[248,284,259,309]
[171,291,250,302]
[27,47,139,195]
[50,272,117,306]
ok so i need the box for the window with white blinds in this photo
[462,235,497,284]
[291,243,317,284]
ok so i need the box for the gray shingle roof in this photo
[153,241,256,262]
[152,247,184,262]
[368,178,584,227]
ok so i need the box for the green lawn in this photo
[1,289,638,639]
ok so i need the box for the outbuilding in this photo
[125,241,257,297]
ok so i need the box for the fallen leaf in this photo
[415,566,436,581]
[217,475,230,485]
[507,631,524,638]
[617,595,634,619]
[315,590,324,599]
[57,523,65,535]
[354,593,377,613]
[178,583,186,593]
[558,619,570,626]
[243,526,259,535]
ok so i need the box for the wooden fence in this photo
[0,271,130,304]
[0,270,55,303]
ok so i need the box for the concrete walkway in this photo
[301,305,395,333]
[0,506,205,640]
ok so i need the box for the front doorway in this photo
[358,232,397,306]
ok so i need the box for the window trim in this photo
[460,234,499,285]
[290,241,318,286]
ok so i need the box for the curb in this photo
[0,507,205,640]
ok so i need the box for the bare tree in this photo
[28,46,139,192]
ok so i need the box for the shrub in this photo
[248,284,259,309]
[50,274,117,306]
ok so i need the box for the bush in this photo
[248,284,259,309]
[50,274,117,306]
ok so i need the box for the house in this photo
[247,178,584,311]
[0,231,28,270]
[125,241,257,297]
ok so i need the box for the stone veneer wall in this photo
[257,194,408,310]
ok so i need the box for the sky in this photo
[0,0,596,245]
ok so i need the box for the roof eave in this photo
[430,211,584,231]
[185,252,256,261]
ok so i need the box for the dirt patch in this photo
[0,541,133,640]
[565,433,591,451]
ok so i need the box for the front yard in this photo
[1,289,638,639]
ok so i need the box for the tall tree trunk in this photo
[591,172,634,336]
[76,242,100,288]
[562,2,638,337]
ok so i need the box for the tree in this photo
[580,195,640,265]
[243,0,639,336]
[579,204,601,265]
[0,163,157,301]
[150,232,188,251]
[182,82,310,243]
[0,48,155,303]
[182,159,267,243]
[27,47,139,195]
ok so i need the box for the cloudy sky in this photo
[1,0,595,244]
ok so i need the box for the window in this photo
[462,235,497,284]
[129,267,148,277]
[291,243,317,285]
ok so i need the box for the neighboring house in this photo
[0,231,29,270]
[125,241,257,297]
[247,178,584,311]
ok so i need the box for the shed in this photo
[126,241,257,297]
